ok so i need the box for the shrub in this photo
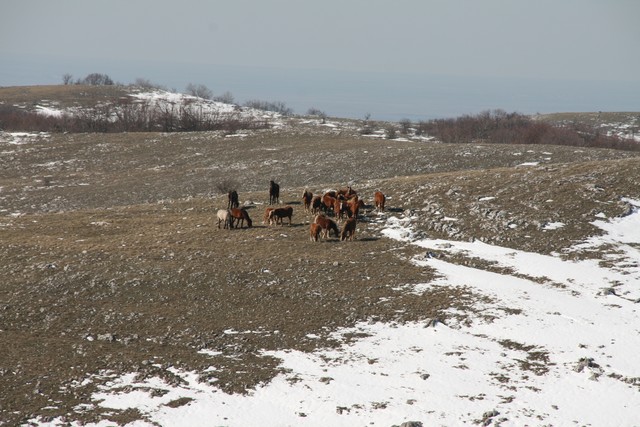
[244,100,293,116]
[77,73,114,86]
[0,100,270,134]
[385,126,398,139]
[399,118,412,134]
[133,78,166,90]
[418,109,637,151]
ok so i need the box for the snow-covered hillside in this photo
[29,89,285,126]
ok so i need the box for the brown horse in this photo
[338,186,357,198]
[302,189,313,212]
[333,198,350,222]
[230,208,253,228]
[228,190,239,209]
[314,214,340,239]
[321,194,337,215]
[347,197,364,219]
[309,223,322,242]
[340,217,357,241]
[262,207,275,224]
[374,191,386,212]
[269,180,280,205]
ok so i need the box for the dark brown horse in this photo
[268,206,293,226]
[340,217,357,241]
[228,190,239,209]
[269,180,280,205]
[302,189,313,212]
[230,208,252,228]
[311,195,322,214]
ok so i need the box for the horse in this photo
[340,217,357,241]
[302,189,313,212]
[323,190,337,199]
[228,190,239,209]
[311,195,322,214]
[345,196,364,219]
[314,214,340,239]
[309,223,322,242]
[268,206,293,226]
[338,186,357,199]
[269,180,280,205]
[374,191,386,212]
[321,194,337,215]
[230,207,253,228]
[216,209,232,229]
[333,198,350,222]
[263,207,275,224]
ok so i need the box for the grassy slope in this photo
[0,85,133,110]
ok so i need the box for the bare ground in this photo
[1,121,640,425]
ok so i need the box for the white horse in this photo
[217,209,232,229]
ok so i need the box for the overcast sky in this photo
[1,0,639,119]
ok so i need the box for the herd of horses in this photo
[216,181,387,242]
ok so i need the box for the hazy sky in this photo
[1,0,639,119]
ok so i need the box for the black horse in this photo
[228,190,239,209]
[269,181,280,205]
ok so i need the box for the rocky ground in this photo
[1,117,640,425]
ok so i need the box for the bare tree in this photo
[133,78,165,90]
[80,73,114,85]
[213,91,235,104]
[399,118,412,134]
[185,83,213,100]
[62,73,73,85]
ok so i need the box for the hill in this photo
[535,111,640,142]
[1,85,640,426]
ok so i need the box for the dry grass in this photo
[0,85,133,110]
